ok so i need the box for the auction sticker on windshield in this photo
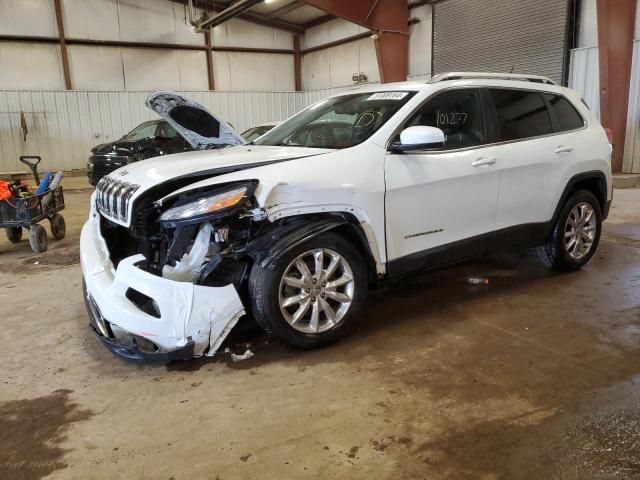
[367,92,409,101]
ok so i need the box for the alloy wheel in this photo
[564,202,597,260]
[278,248,355,334]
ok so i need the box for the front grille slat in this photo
[96,177,140,224]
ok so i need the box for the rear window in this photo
[490,89,552,141]
[544,94,585,132]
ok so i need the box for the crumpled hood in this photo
[107,145,332,192]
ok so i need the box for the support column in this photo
[300,0,409,83]
[597,0,637,172]
[294,34,302,91]
[53,0,72,90]
[204,30,215,90]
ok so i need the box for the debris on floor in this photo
[466,276,489,285]
[230,349,255,362]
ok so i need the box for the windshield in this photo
[124,121,160,141]
[254,91,416,149]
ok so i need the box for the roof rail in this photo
[428,72,557,85]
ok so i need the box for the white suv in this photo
[80,74,612,362]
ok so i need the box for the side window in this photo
[543,94,585,132]
[155,122,180,139]
[489,89,552,141]
[403,89,485,150]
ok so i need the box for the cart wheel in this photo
[6,227,22,243]
[29,224,48,253]
[49,214,66,240]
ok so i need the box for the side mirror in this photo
[390,126,445,152]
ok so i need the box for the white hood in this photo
[111,145,331,189]
[145,91,244,149]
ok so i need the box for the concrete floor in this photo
[1,179,640,480]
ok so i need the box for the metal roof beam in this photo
[197,0,264,29]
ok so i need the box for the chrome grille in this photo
[96,177,140,222]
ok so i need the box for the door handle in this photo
[554,145,573,154]
[471,157,496,167]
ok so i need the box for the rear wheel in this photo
[29,224,48,253]
[49,213,66,240]
[6,227,22,243]
[538,190,602,271]
[249,232,367,349]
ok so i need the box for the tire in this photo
[249,232,367,350]
[49,213,66,240]
[29,224,48,253]
[538,190,602,271]
[6,227,22,243]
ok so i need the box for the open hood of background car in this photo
[145,91,244,150]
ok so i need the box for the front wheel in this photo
[249,232,367,350]
[29,224,48,253]
[538,190,602,271]
[6,227,22,243]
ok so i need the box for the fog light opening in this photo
[125,288,161,318]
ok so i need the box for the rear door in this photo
[487,88,567,231]
[384,88,501,272]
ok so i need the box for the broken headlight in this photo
[159,183,254,224]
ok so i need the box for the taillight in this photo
[604,127,614,144]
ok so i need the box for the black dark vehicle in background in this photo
[86,91,274,186]
[87,120,190,186]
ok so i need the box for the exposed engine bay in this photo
[100,181,262,291]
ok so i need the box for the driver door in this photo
[384,88,501,274]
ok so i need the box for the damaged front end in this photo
[81,179,270,362]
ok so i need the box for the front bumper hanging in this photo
[80,204,245,363]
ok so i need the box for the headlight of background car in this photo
[159,186,248,222]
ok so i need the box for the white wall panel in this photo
[273,55,296,91]
[358,38,380,83]
[0,90,305,173]
[301,49,331,91]
[63,0,202,45]
[62,0,120,41]
[0,43,64,90]
[637,1,640,40]
[213,52,294,91]
[117,0,179,43]
[623,40,640,173]
[578,0,598,48]
[68,45,125,90]
[327,42,360,87]
[568,47,600,116]
[302,38,379,90]
[408,4,432,77]
[122,49,180,90]
[176,51,209,91]
[212,18,293,49]
[0,0,57,37]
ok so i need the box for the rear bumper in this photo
[80,197,245,362]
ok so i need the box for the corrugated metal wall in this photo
[0,90,306,173]
[433,0,569,85]
[568,47,600,117]
[623,40,640,173]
